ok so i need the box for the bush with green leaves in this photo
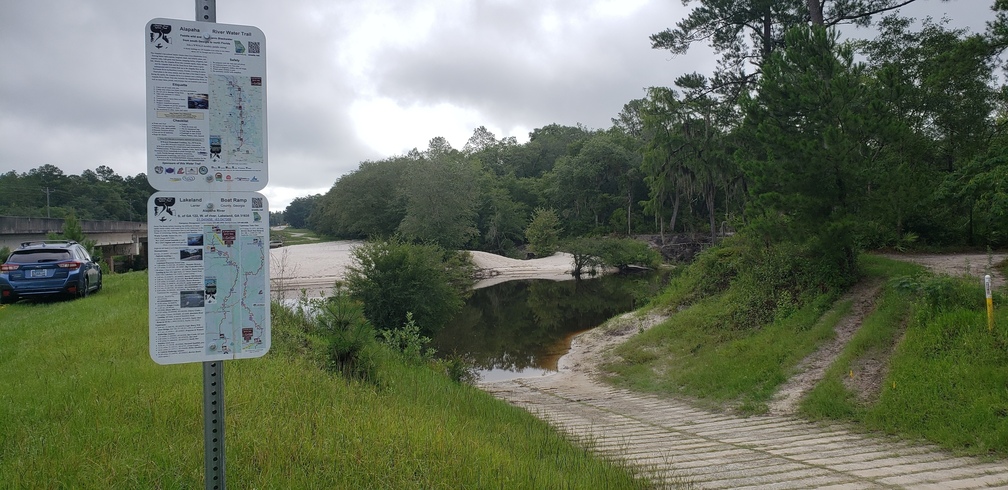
[437,353,481,385]
[595,237,661,271]
[380,312,434,364]
[562,237,661,278]
[0,246,9,263]
[344,237,474,336]
[563,237,606,278]
[654,232,847,331]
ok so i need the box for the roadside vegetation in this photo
[0,272,651,488]
[605,245,1008,455]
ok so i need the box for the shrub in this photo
[344,237,474,336]
[48,213,102,264]
[437,353,481,385]
[380,312,434,364]
[656,232,845,331]
[563,237,661,278]
[890,274,984,314]
[596,238,661,271]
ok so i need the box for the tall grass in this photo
[0,272,653,488]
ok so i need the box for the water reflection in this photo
[432,272,665,382]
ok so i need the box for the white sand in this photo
[269,241,576,298]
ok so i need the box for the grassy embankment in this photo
[269,227,321,246]
[0,272,652,488]
[605,252,1008,456]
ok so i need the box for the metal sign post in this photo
[197,0,216,22]
[196,4,225,488]
[203,360,225,489]
[197,4,225,488]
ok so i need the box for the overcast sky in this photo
[0,1,994,210]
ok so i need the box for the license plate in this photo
[28,269,49,278]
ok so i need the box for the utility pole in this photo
[43,187,51,218]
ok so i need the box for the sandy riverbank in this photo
[268,241,577,298]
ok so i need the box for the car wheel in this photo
[79,278,89,299]
[0,294,16,305]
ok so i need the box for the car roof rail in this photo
[19,240,79,248]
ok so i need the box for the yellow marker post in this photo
[985,275,993,333]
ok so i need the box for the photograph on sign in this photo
[148,191,271,364]
[145,18,267,191]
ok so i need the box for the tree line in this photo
[285,1,1007,277]
[0,164,154,221]
[8,1,1007,282]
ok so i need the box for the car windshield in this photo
[8,250,73,264]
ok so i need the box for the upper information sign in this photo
[145,18,267,191]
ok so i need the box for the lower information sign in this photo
[148,191,271,364]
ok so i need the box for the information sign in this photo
[145,18,267,191]
[148,191,271,364]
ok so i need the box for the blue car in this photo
[0,241,102,304]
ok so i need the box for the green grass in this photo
[0,272,652,488]
[607,252,1008,455]
[799,256,920,420]
[604,286,840,413]
[270,227,322,246]
[803,256,1008,454]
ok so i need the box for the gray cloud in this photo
[371,1,708,131]
[0,0,994,209]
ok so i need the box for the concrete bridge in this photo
[0,216,147,270]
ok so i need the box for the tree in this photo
[463,125,498,154]
[941,138,1008,246]
[611,98,647,139]
[283,194,321,229]
[517,124,592,178]
[311,157,407,238]
[547,133,635,235]
[51,213,102,264]
[397,138,482,249]
[641,81,740,244]
[474,182,527,255]
[562,237,661,278]
[525,207,561,257]
[741,25,878,283]
[651,0,941,101]
[641,87,690,242]
[853,14,1000,246]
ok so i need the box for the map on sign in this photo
[144,18,267,192]
[203,225,267,356]
[209,75,264,166]
[147,191,270,365]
